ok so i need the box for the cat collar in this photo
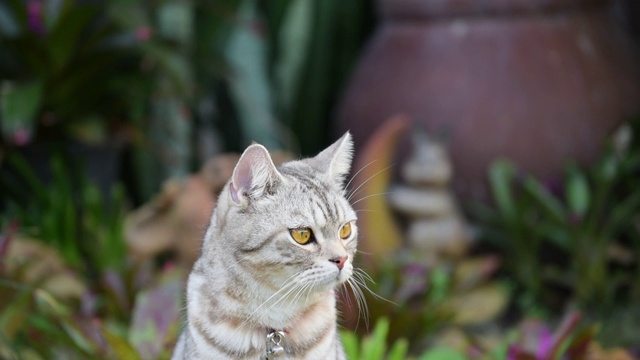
[263,329,286,359]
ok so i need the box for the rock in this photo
[407,218,469,258]
[401,131,452,187]
[389,186,457,218]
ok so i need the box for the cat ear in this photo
[230,144,282,205]
[310,132,354,187]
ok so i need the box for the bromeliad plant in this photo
[472,122,640,317]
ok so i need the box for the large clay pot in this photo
[336,0,640,199]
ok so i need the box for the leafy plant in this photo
[471,122,640,317]
[342,318,409,360]
[341,317,470,360]
[0,153,126,271]
[0,221,184,360]
[344,253,510,356]
[340,313,633,360]
[0,0,155,144]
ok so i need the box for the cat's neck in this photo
[190,225,336,332]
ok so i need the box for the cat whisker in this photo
[355,249,373,256]
[290,278,312,308]
[342,280,360,330]
[346,164,395,202]
[249,282,302,327]
[346,276,369,330]
[353,268,375,283]
[352,269,397,306]
[355,209,382,214]
[344,159,378,192]
[350,192,392,207]
[250,268,323,326]
[240,270,304,328]
[302,278,319,306]
[339,282,354,311]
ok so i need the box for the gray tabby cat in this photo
[172,133,359,359]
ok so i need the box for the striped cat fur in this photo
[172,133,359,359]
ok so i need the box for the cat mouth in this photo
[336,269,352,284]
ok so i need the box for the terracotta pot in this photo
[336,0,640,199]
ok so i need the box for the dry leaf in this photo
[448,283,508,325]
[350,114,409,267]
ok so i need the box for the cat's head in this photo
[216,132,358,293]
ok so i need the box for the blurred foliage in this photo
[108,0,373,199]
[0,224,184,360]
[0,0,156,144]
[471,121,640,344]
[341,317,412,360]
[0,153,126,270]
[347,253,513,354]
[183,0,373,154]
[0,0,374,201]
[341,314,618,360]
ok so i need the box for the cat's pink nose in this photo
[330,256,348,270]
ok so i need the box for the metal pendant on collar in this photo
[263,330,286,359]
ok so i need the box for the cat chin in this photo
[306,271,352,292]
[337,263,354,283]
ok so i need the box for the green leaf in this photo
[565,165,590,217]
[602,191,640,237]
[6,153,48,204]
[0,289,31,341]
[274,0,312,117]
[430,267,450,303]
[46,5,96,71]
[387,338,409,360]
[340,331,359,360]
[534,221,570,249]
[103,328,142,360]
[60,319,101,355]
[287,0,339,154]
[418,347,468,360]
[488,159,517,222]
[0,2,19,37]
[360,317,388,360]
[522,176,566,224]
[44,0,71,33]
[0,81,43,139]
[141,42,191,95]
[596,153,619,182]
[224,0,280,148]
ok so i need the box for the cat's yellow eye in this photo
[339,222,352,239]
[290,228,313,245]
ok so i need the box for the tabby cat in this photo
[172,133,359,359]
